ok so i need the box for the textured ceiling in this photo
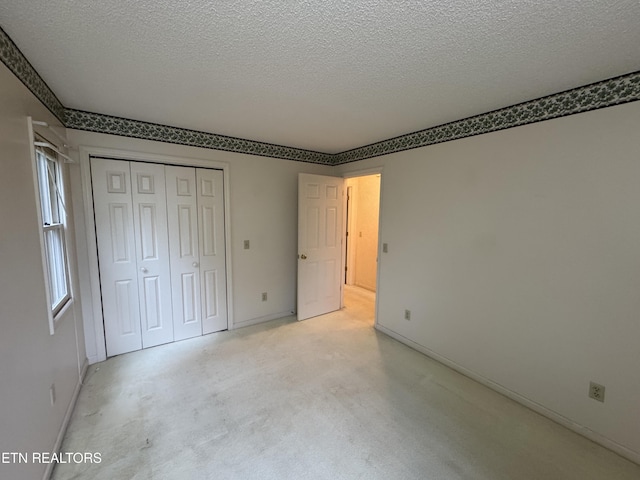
[1,1,639,153]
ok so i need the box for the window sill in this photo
[51,298,74,333]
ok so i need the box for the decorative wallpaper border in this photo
[64,109,334,164]
[334,71,640,164]
[2,26,639,165]
[0,26,65,122]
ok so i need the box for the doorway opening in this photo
[343,174,381,325]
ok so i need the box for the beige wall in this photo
[338,101,640,461]
[0,65,86,480]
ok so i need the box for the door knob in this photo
[300,254,307,260]
[192,262,199,268]
[140,267,148,274]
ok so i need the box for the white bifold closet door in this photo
[165,166,201,341]
[92,158,144,355]
[165,166,227,340]
[130,162,174,349]
[195,168,228,334]
[92,158,227,357]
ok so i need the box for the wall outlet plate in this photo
[589,381,605,402]
[262,292,267,302]
[404,309,411,321]
[244,240,250,249]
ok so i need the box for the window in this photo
[35,141,71,318]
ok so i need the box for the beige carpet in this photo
[53,286,639,479]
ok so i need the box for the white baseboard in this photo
[43,358,89,480]
[232,311,295,330]
[86,354,101,365]
[375,324,640,466]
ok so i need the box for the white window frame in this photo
[31,127,72,333]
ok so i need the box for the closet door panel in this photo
[166,166,203,341]
[91,158,142,356]
[197,169,228,334]
[131,162,174,348]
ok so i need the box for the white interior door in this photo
[130,162,173,348]
[297,173,344,320]
[197,168,227,334]
[91,158,142,356]
[166,166,202,341]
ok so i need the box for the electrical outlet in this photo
[262,292,267,302]
[382,243,388,253]
[404,309,411,321]
[244,240,250,250]
[589,381,605,402]
[49,384,56,406]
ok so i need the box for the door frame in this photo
[76,146,233,364]
[341,167,383,327]
[344,183,357,286]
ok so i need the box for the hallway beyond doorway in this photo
[344,174,380,292]
[343,284,375,327]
